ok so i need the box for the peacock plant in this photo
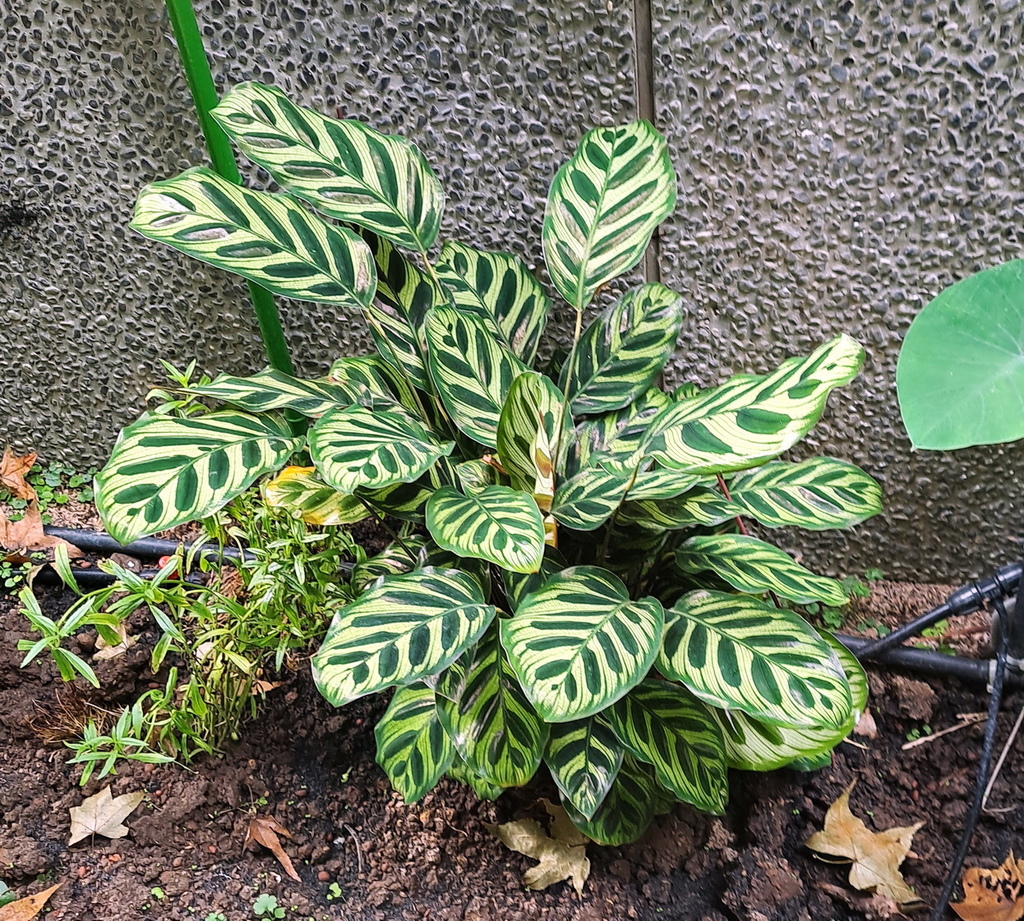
[95,82,881,845]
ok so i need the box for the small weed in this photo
[150,887,166,901]
[0,459,96,523]
[864,567,884,582]
[253,893,285,919]
[204,913,227,921]
[326,882,342,901]
[0,880,15,908]
[905,724,932,743]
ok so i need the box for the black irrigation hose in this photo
[43,526,256,562]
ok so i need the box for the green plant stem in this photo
[163,0,293,375]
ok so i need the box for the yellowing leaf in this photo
[952,852,1024,921]
[806,782,923,904]
[0,883,62,921]
[489,802,590,895]
[68,787,144,845]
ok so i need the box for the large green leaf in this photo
[375,684,455,803]
[500,548,567,613]
[550,467,631,531]
[606,679,728,814]
[360,473,438,523]
[576,388,671,472]
[448,756,505,801]
[659,590,852,729]
[328,355,419,411]
[627,468,703,501]
[646,335,864,473]
[434,624,548,788]
[187,368,364,415]
[436,241,551,363]
[560,756,666,845]
[309,405,453,493]
[214,81,443,252]
[560,284,684,414]
[350,536,427,594]
[425,304,529,445]
[543,121,677,311]
[425,485,545,574]
[312,568,496,706]
[264,465,370,526]
[501,566,664,721]
[897,260,1024,449]
[675,535,849,606]
[96,411,301,544]
[545,717,624,820]
[132,166,375,307]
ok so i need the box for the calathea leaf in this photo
[543,121,677,311]
[360,472,439,523]
[454,458,502,495]
[374,683,455,803]
[349,536,428,595]
[500,547,567,613]
[560,755,666,846]
[309,404,454,494]
[550,467,631,531]
[618,494,712,531]
[448,756,504,801]
[213,81,444,251]
[425,303,529,445]
[626,468,704,501]
[264,466,370,526]
[606,679,728,814]
[576,388,671,473]
[647,335,865,473]
[186,368,366,416]
[425,485,545,573]
[675,534,849,606]
[501,565,664,721]
[436,241,551,363]
[328,355,420,412]
[312,567,496,706]
[545,717,624,820]
[659,590,852,729]
[132,167,376,308]
[96,411,301,544]
[560,283,684,415]
[434,624,548,788]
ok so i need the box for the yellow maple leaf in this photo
[952,852,1024,921]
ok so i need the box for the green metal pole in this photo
[163,0,295,375]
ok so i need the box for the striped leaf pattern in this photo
[560,756,664,846]
[188,368,364,415]
[328,355,417,408]
[132,167,376,307]
[436,241,551,363]
[214,81,443,251]
[312,568,495,706]
[264,466,370,526]
[374,684,455,803]
[560,284,684,415]
[96,411,301,544]
[659,590,852,729]
[648,335,865,473]
[607,680,728,814]
[501,566,664,721]
[454,459,501,496]
[545,717,624,820]
[309,405,454,494]
[425,485,545,573]
[627,468,703,501]
[577,388,671,473]
[619,495,711,531]
[435,625,548,788]
[500,548,567,613]
[361,474,438,523]
[550,468,631,531]
[425,304,529,445]
[675,535,849,606]
[350,536,427,595]
[448,756,504,801]
[543,121,677,310]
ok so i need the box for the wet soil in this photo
[2,575,1023,921]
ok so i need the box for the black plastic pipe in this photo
[43,526,255,562]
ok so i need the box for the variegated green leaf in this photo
[607,679,728,814]
[618,494,712,531]
[561,284,684,415]
[328,354,420,410]
[425,304,529,445]
[661,488,738,526]
[214,81,443,251]
[659,590,852,729]
[96,411,301,544]
[545,717,624,820]
[375,684,455,803]
[577,388,671,473]
[350,536,428,594]
[675,535,848,606]
[448,756,504,801]
[602,520,669,583]
[543,121,677,311]
[425,485,544,573]
[361,473,438,523]
[560,755,665,845]
[264,466,369,525]
[550,467,631,531]
[501,566,664,721]
[436,241,551,363]
[648,336,865,473]
[309,405,453,494]
[435,624,548,788]
[312,568,496,706]
[187,368,363,416]
[626,468,703,501]
[132,166,375,307]
[500,548,567,613]
[454,459,501,495]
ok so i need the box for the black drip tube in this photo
[43,526,256,562]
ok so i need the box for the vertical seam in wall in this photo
[633,0,661,285]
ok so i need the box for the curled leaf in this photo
[245,815,301,883]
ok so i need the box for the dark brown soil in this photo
[2,575,1023,921]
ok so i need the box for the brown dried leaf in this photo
[806,782,923,904]
[0,448,37,501]
[489,804,590,895]
[245,815,300,882]
[68,787,144,845]
[854,707,878,739]
[0,500,81,563]
[952,852,1024,921]
[0,883,62,921]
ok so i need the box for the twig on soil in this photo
[981,699,1024,812]
[343,823,363,877]
[900,712,987,750]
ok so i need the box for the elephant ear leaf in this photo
[543,121,676,311]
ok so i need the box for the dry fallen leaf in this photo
[855,708,878,739]
[952,852,1024,921]
[68,787,145,845]
[0,883,61,921]
[806,782,923,904]
[489,802,590,895]
[0,499,82,564]
[0,448,37,501]
[245,815,301,882]
[93,623,138,661]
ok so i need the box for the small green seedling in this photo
[253,893,285,919]
[326,882,342,901]
[204,913,227,921]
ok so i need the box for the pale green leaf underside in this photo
[545,717,624,820]
[375,684,454,803]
